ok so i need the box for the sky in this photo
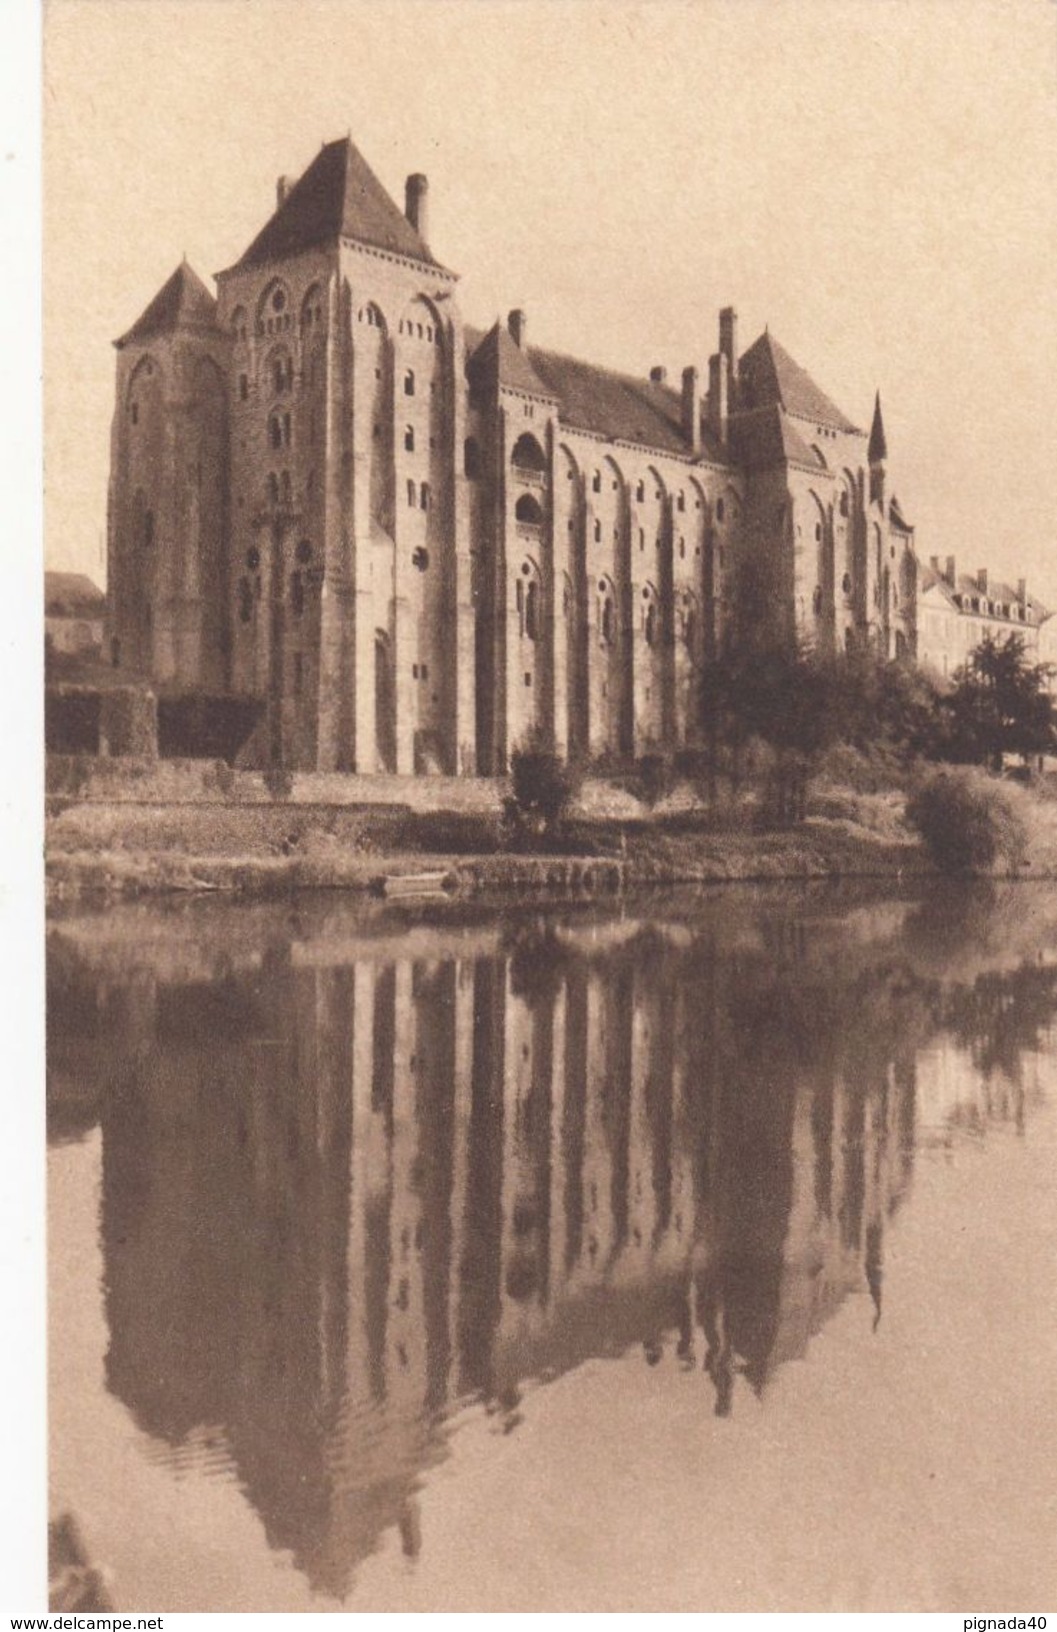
[43,0,1057,601]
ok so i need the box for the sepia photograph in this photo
[33,0,1057,1615]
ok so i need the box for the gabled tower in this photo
[108,261,228,687]
[214,136,468,773]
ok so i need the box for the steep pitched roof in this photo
[732,406,824,472]
[115,261,218,348]
[868,391,888,463]
[738,331,859,433]
[466,322,556,399]
[44,572,106,616]
[466,336,731,462]
[889,495,913,534]
[234,138,442,271]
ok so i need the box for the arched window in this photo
[592,470,602,493]
[525,578,539,641]
[601,594,615,646]
[636,479,645,502]
[407,479,416,507]
[404,369,415,397]
[464,437,481,479]
[515,492,543,525]
[511,432,546,472]
[268,472,280,505]
[404,425,415,452]
[644,599,657,647]
[839,490,850,518]
[231,306,248,344]
[237,577,253,623]
[412,546,429,572]
[290,570,305,616]
[716,497,725,522]
[813,585,823,615]
[842,573,852,596]
[268,414,282,450]
[593,518,602,543]
[280,470,292,506]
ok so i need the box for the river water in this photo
[47,883,1057,1612]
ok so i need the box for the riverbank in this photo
[48,757,1057,903]
[46,789,928,903]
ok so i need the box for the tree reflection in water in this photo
[46,885,1057,1597]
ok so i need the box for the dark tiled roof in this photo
[115,261,218,348]
[738,331,859,433]
[465,328,730,462]
[44,571,105,616]
[233,138,442,272]
[731,406,824,472]
[467,322,556,399]
[889,495,913,533]
[951,574,1049,623]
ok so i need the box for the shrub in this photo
[508,748,581,833]
[264,763,295,801]
[905,768,1029,875]
[629,753,676,809]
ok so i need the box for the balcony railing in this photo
[513,465,546,489]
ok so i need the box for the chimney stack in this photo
[276,175,293,210]
[405,173,429,240]
[1018,577,1027,606]
[508,309,527,349]
[929,555,940,575]
[649,365,668,384]
[707,352,730,445]
[719,307,738,379]
[977,568,988,594]
[945,556,956,586]
[682,366,701,456]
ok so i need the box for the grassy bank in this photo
[46,784,929,903]
[47,765,1057,905]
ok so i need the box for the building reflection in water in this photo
[46,892,1057,1598]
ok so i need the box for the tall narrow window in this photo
[280,470,292,506]
[268,473,280,505]
[420,482,431,510]
[404,425,415,452]
[525,580,539,641]
[464,437,481,479]
[407,478,416,507]
[404,369,415,397]
[239,374,248,401]
[593,518,602,543]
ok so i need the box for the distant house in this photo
[916,556,1051,682]
[45,572,106,658]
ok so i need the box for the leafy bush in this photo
[263,763,295,801]
[504,748,581,846]
[629,753,677,809]
[905,768,1029,874]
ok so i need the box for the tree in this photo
[945,634,1056,769]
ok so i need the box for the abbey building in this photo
[108,135,920,774]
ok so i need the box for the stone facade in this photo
[107,135,922,773]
